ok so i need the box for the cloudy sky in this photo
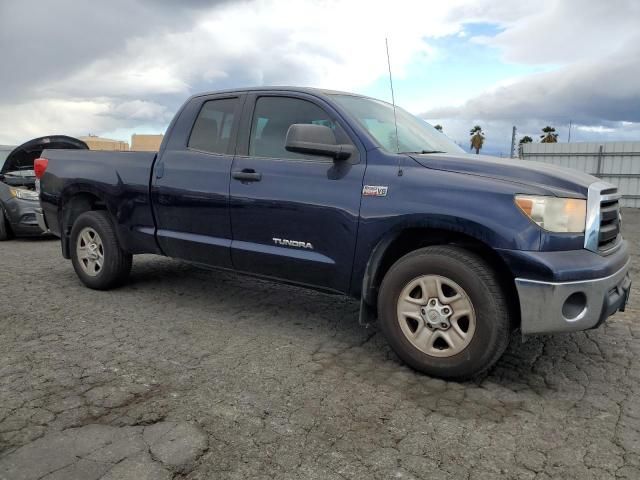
[1,0,638,155]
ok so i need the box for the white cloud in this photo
[0,0,479,143]
[420,0,640,153]
[106,100,171,122]
[421,36,640,153]
[576,125,615,133]
[481,1,640,64]
[424,41,640,123]
[0,0,638,147]
[0,98,170,144]
[50,0,471,96]
[0,99,112,143]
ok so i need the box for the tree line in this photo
[519,126,559,145]
[433,124,561,155]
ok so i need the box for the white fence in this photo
[521,142,640,208]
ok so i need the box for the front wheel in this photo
[70,211,132,290]
[378,246,511,380]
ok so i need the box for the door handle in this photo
[232,169,262,182]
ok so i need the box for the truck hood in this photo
[409,152,597,197]
[1,135,88,174]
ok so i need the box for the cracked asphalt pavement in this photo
[1,209,639,479]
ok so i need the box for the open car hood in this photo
[1,135,88,174]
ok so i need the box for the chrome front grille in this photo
[599,196,621,251]
[585,182,622,254]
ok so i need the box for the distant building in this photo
[131,134,163,152]
[80,135,129,151]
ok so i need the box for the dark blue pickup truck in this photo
[36,87,631,379]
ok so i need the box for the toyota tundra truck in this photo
[35,87,631,379]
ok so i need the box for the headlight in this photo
[515,195,586,233]
[10,188,40,201]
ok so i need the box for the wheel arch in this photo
[59,190,109,258]
[360,225,521,329]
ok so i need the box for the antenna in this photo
[385,38,403,176]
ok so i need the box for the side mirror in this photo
[285,124,352,160]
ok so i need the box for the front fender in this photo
[351,162,545,303]
[356,214,530,305]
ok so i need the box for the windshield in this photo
[331,94,463,155]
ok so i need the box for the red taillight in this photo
[34,158,48,179]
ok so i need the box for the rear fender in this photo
[59,188,114,258]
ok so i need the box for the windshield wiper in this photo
[399,150,445,155]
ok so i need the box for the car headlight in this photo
[10,188,40,201]
[515,195,586,233]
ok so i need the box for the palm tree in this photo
[518,135,533,157]
[434,124,443,132]
[469,125,484,154]
[540,126,558,143]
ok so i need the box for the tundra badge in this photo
[273,238,314,249]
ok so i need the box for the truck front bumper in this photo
[515,259,631,335]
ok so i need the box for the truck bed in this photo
[39,149,160,255]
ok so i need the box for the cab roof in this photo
[190,86,372,101]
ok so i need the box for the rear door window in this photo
[189,98,238,154]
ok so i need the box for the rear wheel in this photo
[70,211,132,290]
[378,245,511,380]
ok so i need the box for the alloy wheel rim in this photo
[396,274,476,357]
[76,227,104,277]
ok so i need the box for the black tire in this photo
[0,211,12,241]
[70,211,132,290]
[378,245,511,380]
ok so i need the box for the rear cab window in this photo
[188,98,238,154]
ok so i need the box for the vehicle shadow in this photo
[3,235,58,243]
[122,255,618,401]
